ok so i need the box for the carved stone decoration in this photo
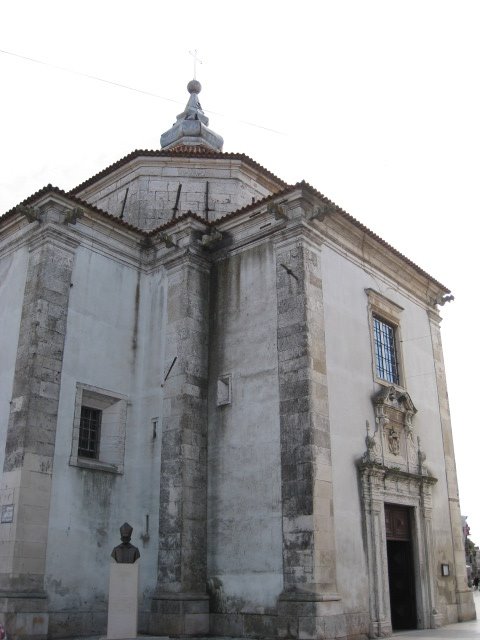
[371,386,428,474]
[362,420,382,464]
[407,429,418,469]
[358,386,440,636]
[387,426,400,455]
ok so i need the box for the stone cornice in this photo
[3,207,146,271]
[214,187,444,308]
[71,152,286,201]
[313,211,445,307]
[214,182,449,307]
[357,461,437,486]
[0,211,32,239]
[0,218,39,258]
[27,223,80,254]
[36,196,147,268]
[160,245,212,274]
[3,175,451,312]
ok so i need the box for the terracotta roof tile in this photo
[146,211,210,237]
[69,149,288,195]
[0,184,144,234]
[213,180,450,293]
[1,178,449,295]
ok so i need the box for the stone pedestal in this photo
[107,562,139,639]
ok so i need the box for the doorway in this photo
[385,504,417,630]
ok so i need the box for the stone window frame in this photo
[69,383,128,474]
[366,288,406,389]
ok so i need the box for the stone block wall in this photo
[81,164,274,230]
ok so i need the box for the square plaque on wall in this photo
[1,504,14,524]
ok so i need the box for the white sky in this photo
[1,1,479,540]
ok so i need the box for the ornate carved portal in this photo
[358,387,440,637]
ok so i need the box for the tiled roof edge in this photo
[0,184,144,234]
[213,184,298,224]
[298,180,450,294]
[68,149,288,195]
[2,179,450,294]
[146,211,211,236]
[214,180,450,293]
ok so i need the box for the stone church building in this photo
[0,80,475,640]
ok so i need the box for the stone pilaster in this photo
[359,466,392,638]
[150,248,210,636]
[275,237,343,639]
[0,226,77,640]
[428,310,475,621]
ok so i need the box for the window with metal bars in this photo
[373,315,400,385]
[78,406,101,459]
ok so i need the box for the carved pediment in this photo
[361,386,428,476]
[373,386,417,415]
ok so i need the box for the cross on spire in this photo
[189,49,202,80]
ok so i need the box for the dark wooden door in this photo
[385,505,417,630]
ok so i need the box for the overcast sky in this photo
[1,1,479,540]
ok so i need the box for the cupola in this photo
[160,80,224,152]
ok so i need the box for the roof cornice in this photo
[212,181,451,295]
[1,179,450,298]
[0,184,144,235]
[68,148,288,196]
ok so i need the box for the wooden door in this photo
[385,504,417,630]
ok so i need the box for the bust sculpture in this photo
[111,522,140,563]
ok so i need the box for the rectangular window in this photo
[373,315,399,385]
[78,406,102,459]
[70,383,128,474]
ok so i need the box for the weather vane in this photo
[189,49,203,80]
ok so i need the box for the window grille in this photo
[373,316,399,384]
[78,406,101,459]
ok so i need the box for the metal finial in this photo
[189,49,203,80]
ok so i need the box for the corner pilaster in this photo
[428,310,475,621]
[0,225,77,640]
[150,247,211,636]
[274,235,343,638]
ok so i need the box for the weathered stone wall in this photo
[45,246,166,637]
[320,242,470,627]
[0,224,77,640]
[149,249,211,636]
[428,310,475,623]
[0,249,29,475]
[0,180,470,640]
[80,164,274,230]
[207,241,283,619]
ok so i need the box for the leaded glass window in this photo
[78,406,101,459]
[373,315,399,385]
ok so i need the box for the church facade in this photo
[0,81,475,640]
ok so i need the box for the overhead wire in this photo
[0,48,286,136]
